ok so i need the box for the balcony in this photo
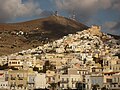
[60,80,69,83]
[11,77,16,80]
[18,77,24,80]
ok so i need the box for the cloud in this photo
[112,0,120,10]
[54,0,120,35]
[111,22,120,32]
[54,0,120,22]
[103,22,117,29]
[55,0,111,10]
[112,22,120,30]
[103,21,120,35]
[0,0,42,22]
[40,10,53,18]
[55,0,120,13]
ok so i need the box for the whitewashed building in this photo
[35,73,47,89]
[85,74,103,90]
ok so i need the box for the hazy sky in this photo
[0,0,120,35]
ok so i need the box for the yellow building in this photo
[8,69,28,90]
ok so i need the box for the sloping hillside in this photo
[0,16,88,56]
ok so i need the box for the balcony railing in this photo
[60,80,69,83]
[18,77,24,80]
[11,77,16,80]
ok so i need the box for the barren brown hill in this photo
[0,16,88,56]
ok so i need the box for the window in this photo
[72,84,73,88]
[32,78,34,82]
[92,68,95,72]
[75,78,76,81]
[107,79,112,83]
[88,79,89,82]
[17,74,19,77]
[87,85,89,89]
[62,84,64,88]
[62,78,64,81]
[67,78,69,82]
[114,78,116,82]
[77,71,80,74]
[67,84,69,88]
[113,67,114,70]
[72,78,73,82]
[12,62,16,64]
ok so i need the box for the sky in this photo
[0,0,120,35]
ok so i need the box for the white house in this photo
[35,73,47,89]
[0,81,9,89]
[8,59,23,68]
[85,74,104,90]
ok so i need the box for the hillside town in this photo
[0,25,120,90]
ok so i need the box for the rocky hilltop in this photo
[0,16,88,56]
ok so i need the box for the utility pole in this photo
[54,11,58,16]
[71,11,76,20]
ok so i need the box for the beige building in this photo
[111,63,120,72]
[90,66,103,73]
[103,72,116,89]
[8,59,23,69]
[46,70,55,84]
[85,74,103,90]
[0,81,8,90]
[35,60,45,70]
[8,69,28,90]
[60,74,83,89]
[0,70,9,90]
[35,73,47,89]
[111,73,120,90]
[88,25,102,36]
[103,56,119,71]
[0,56,8,66]
[27,69,36,90]
[60,68,83,89]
